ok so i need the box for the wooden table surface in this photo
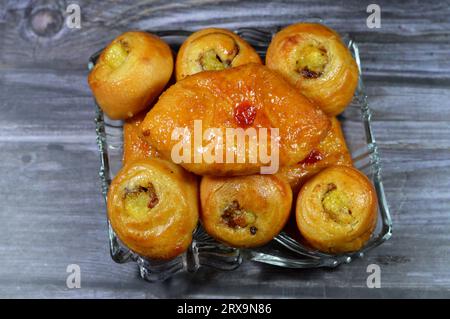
[1,0,449,298]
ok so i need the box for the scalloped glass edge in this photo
[90,27,393,282]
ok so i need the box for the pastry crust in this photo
[266,23,358,116]
[107,159,198,259]
[200,175,292,248]
[88,31,173,120]
[123,112,160,165]
[296,166,377,253]
[176,28,262,81]
[141,63,330,176]
[276,117,352,195]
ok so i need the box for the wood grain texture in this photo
[0,0,449,298]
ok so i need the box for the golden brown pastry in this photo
[200,175,292,248]
[88,31,173,120]
[266,23,358,116]
[276,117,352,195]
[123,112,160,165]
[107,159,198,259]
[296,166,377,253]
[176,28,262,81]
[141,63,330,176]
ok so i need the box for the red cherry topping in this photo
[299,149,323,165]
[234,101,256,127]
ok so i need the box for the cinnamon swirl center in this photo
[295,44,328,79]
[123,183,159,219]
[104,39,130,69]
[321,183,354,224]
[221,200,257,235]
[195,33,240,71]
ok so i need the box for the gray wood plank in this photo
[0,140,448,298]
[2,0,450,80]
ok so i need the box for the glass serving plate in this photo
[89,27,393,282]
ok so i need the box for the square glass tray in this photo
[89,27,393,282]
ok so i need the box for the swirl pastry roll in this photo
[107,159,198,259]
[176,28,262,81]
[141,63,330,176]
[88,31,173,120]
[296,166,377,253]
[266,23,358,116]
[200,175,292,248]
[123,112,160,165]
[276,117,352,195]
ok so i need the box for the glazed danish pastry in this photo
[296,166,377,253]
[276,117,352,194]
[123,112,160,165]
[266,23,358,116]
[176,28,262,81]
[141,63,330,176]
[107,159,198,259]
[200,175,292,248]
[88,31,173,120]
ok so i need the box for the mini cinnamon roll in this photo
[88,31,173,120]
[266,23,358,116]
[107,159,198,259]
[200,175,292,248]
[176,28,262,81]
[296,166,377,253]
[123,112,160,165]
[276,117,352,195]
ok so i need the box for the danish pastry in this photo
[107,159,198,259]
[88,31,173,120]
[276,117,352,194]
[266,23,358,116]
[200,175,292,248]
[296,166,377,253]
[176,28,261,81]
[123,112,160,165]
[141,63,330,176]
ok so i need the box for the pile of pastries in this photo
[88,23,378,260]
